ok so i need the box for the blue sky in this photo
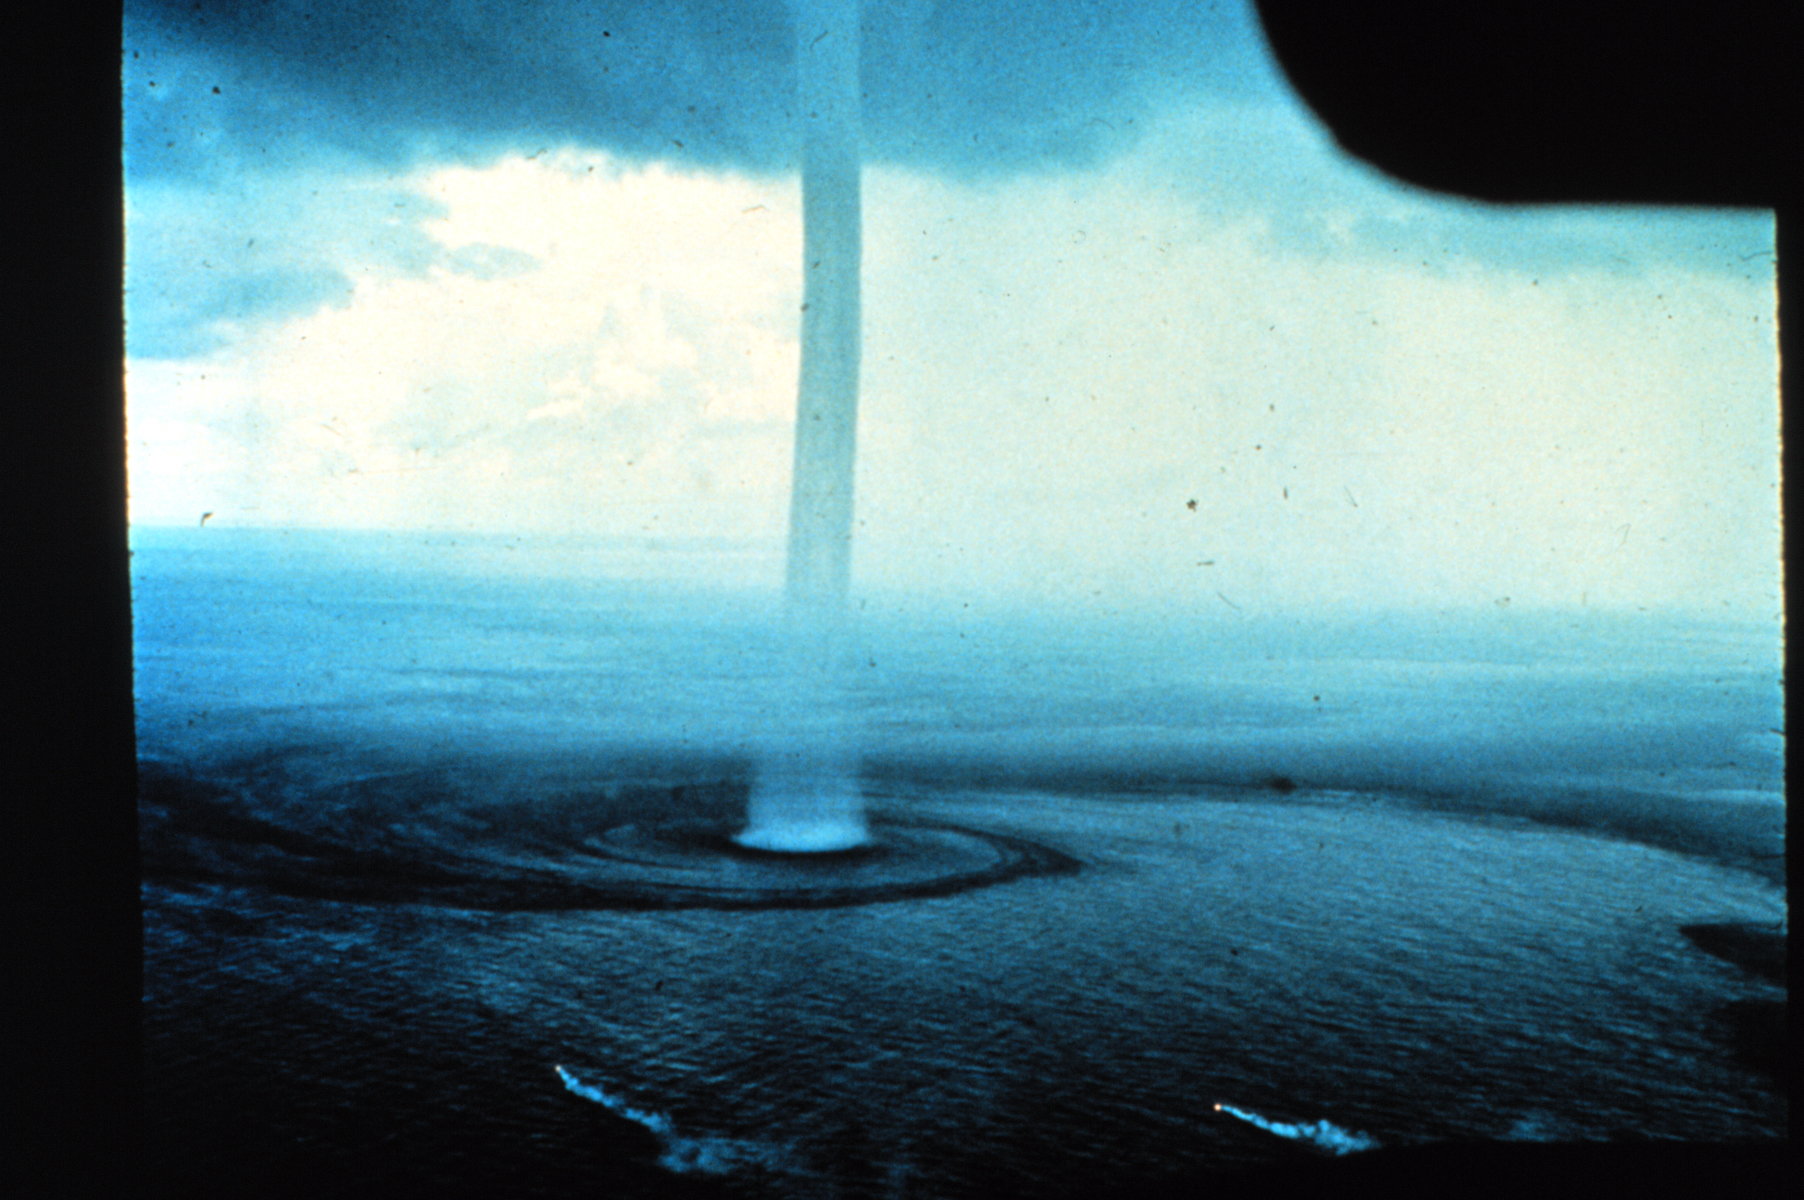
[124,1,1779,617]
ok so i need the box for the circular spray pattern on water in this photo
[564,817,1072,908]
[138,762,1080,912]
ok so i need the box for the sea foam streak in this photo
[555,1065,674,1135]
[554,1065,782,1176]
[1215,1102,1380,1155]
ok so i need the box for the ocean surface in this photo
[135,527,1786,1198]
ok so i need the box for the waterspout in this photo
[738,0,869,853]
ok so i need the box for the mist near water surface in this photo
[131,526,1783,877]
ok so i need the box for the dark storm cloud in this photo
[1154,104,1776,282]
[128,260,349,360]
[126,179,450,360]
[123,2,1770,362]
[125,0,1273,183]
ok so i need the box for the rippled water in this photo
[141,778,1786,1197]
[135,528,1785,1197]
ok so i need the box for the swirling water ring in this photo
[560,818,1079,909]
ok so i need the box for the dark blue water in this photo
[135,527,1785,1197]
